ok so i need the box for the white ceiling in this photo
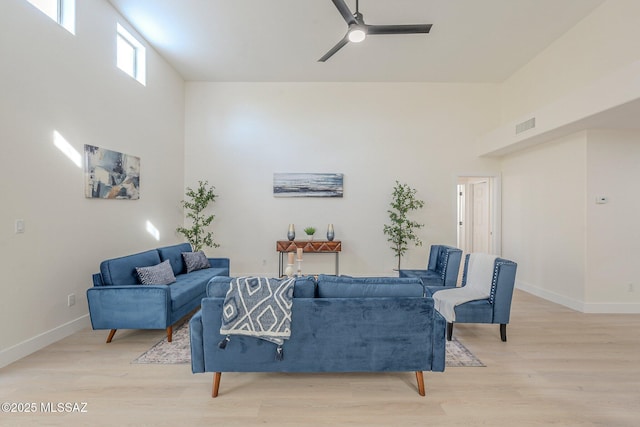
[107,0,605,83]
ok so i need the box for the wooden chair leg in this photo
[167,326,173,342]
[500,323,507,342]
[212,372,221,398]
[415,371,425,396]
[446,322,453,341]
[106,329,117,343]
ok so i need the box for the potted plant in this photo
[176,180,220,252]
[383,181,425,270]
[304,226,316,241]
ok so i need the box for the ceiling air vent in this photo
[515,117,536,134]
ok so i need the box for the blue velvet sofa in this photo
[87,243,229,343]
[190,275,446,397]
[398,244,463,292]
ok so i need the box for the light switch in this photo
[595,196,608,204]
[15,219,25,233]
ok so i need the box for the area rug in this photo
[133,322,484,367]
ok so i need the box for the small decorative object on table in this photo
[304,226,316,241]
[287,224,295,241]
[284,252,295,277]
[327,224,335,241]
[296,248,303,276]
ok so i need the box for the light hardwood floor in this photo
[1,290,639,426]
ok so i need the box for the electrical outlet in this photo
[68,293,76,307]
[15,219,25,233]
[629,283,634,293]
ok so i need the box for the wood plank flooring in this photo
[1,290,639,426]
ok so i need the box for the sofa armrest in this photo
[430,310,447,372]
[208,258,230,272]
[86,285,171,330]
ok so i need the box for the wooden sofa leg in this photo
[106,329,117,343]
[212,372,221,398]
[415,371,425,396]
[446,323,453,341]
[500,324,507,342]
[167,326,173,343]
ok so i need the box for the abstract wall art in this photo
[84,145,140,199]
[273,173,343,198]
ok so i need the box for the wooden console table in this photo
[276,240,342,276]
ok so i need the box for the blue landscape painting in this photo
[274,173,343,198]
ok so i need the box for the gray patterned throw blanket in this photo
[218,276,295,360]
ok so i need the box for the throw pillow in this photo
[136,260,176,285]
[182,251,210,274]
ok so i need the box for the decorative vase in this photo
[327,224,335,241]
[287,224,295,241]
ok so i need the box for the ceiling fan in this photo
[319,0,433,62]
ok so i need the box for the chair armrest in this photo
[491,260,517,324]
[86,285,171,330]
[441,249,462,287]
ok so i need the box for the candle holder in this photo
[284,264,295,278]
[297,260,303,277]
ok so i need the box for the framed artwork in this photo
[274,173,343,198]
[84,145,140,199]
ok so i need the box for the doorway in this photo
[456,176,501,256]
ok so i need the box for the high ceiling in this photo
[107,0,604,82]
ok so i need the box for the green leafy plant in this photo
[304,226,316,235]
[176,180,219,252]
[383,181,425,270]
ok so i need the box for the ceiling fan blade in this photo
[318,37,349,62]
[366,24,432,35]
[331,0,357,25]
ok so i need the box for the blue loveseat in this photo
[87,243,229,343]
[190,275,446,397]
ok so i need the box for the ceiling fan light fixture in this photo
[348,25,366,43]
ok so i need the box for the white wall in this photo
[0,0,185,367]
[585,130,640,311]
[184,82,502,277]
[501,132,587,310]
[501,129,640,313]
[499,0,640,123]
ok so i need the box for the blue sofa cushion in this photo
[100,249,162,286]
[317,281,424,298]
[170,269,216,310]
[206,276,316,299]
[136,260,177,285]
[182,251,210,273]
[398,269,446,287]
[318,274,423,285]
[158,243,192,276]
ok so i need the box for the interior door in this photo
[471,180,490,253]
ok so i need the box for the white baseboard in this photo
[0,314,90,369]
[581,302,640,314]
[516,281,640,313]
